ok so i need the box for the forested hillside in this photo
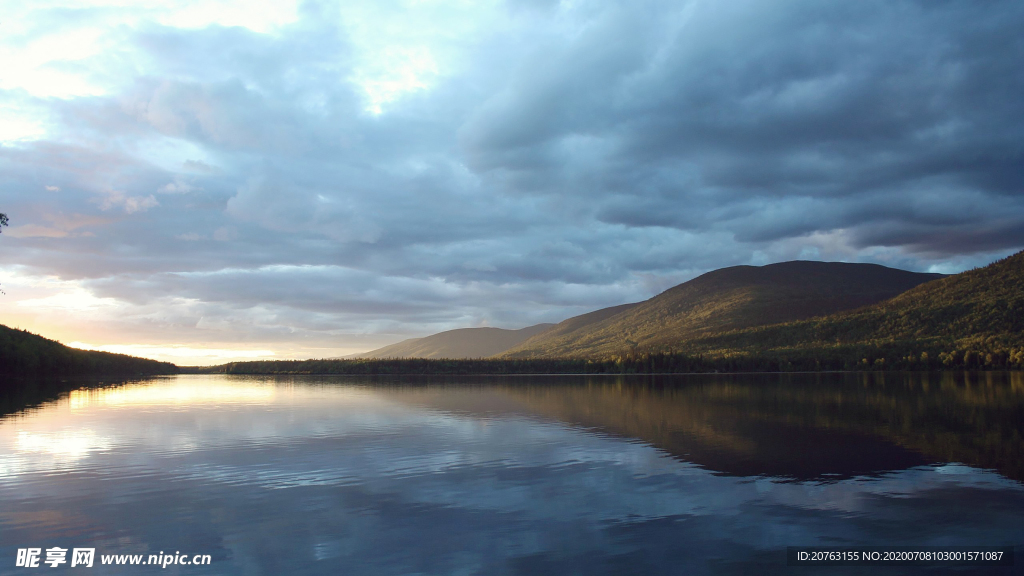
[503,261,943,358]
[0,324,178,378]
[681,250,1024,368]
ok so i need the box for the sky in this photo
[1,0,1022,365]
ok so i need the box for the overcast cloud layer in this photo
[1,0,1022,364]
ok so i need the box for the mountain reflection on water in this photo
[0,372,1021,576]
[385,371,1024,482]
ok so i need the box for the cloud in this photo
[157,179,196,194]
[6,225,69,239]
[0,0,1021,362]
[182,159,217,173]
[97,191,159,214]
[4,213,111,239]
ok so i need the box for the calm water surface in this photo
[1,372,1022,575]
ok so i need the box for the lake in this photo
[1,372,1022,575]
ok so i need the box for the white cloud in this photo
[126,195,159,213]
[0,116,46,142]
[158,179,195,194]
[98,191,160,213]
[155,0,301,33]
[354,46,440,115]
[17,286,120,313]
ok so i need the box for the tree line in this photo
[191,340,1024,375]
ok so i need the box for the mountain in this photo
[686,250,1024,360]
[502,261,945,358]
[200,253,1023,374]
[352,323,555,359]
[524,302,639,341]
[0,324,178,378]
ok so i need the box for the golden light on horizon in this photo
[68,380,278,410]
[66,342,278,365]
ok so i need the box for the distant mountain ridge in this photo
[351,323,555,359]
[501,261,945,358]
[349,260,946,361]
[207,253,1024,373]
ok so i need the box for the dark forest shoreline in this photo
[182,346,1023,375]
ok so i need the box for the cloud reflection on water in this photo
[0,374,1021,575]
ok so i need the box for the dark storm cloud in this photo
[1,0,1022,356]
[461,0,1023,249]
